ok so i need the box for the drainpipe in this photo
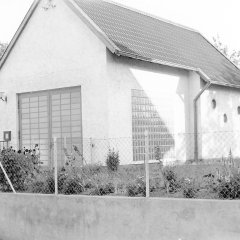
[193,81,211,162]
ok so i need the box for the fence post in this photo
[144,130,150,198]
[53,137,58,195]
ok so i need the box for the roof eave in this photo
[117,50,211,83]
[210,81,240,89]
[0,0,40,71]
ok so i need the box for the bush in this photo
[61,175,84,195]
[44,173,55,193]
[90,182,115,196]
[163,167,177,182]
[27,169,84,195]
[182,181,198,198]
[58,171,68,192]
[106,149,120,172]
[27,180,45,193]
[82,163,102,176]
[0,147,40,192]
[162,167,180,193]
[217,174,240,199]
[26,170,53,194]
[84,179,95,189]
[149,178,162,192]
[126,183,139,197]
[126,177,146,197]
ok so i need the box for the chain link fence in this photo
[1,131,240,199]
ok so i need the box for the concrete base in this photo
[0,193,240,240]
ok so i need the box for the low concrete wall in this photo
[0,193,240,240]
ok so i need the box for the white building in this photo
[0,0,240,166]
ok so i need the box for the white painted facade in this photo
[199,84,240,160]
[0,0,239,165]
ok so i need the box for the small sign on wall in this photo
[3,131,11,142]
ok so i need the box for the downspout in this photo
[193,80,211,162]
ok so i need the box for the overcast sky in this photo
[0,0,239,51]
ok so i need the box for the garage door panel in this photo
[19,87,82,166]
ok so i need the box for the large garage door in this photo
[19,87,82,166]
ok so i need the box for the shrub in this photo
[44,173,55,193]
[0,147,40,192]
[182,181,198,198]
[126,183,139,197]
[82,163,102,176]
[58,171,68,192]
[61,175,84,195]
[84,179,95,189]
[106,149,120,172]
[163,167,177,182]
[162,167,180,193]
[27,180,45,193]
[27,169,84,195]
[115,181,126,195]
[217,174,240,199]
[90,182,115,196]
[149,178,162,192]
[26,170,54,194]
[126,177,146,197]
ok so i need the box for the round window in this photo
[238,106,240,115]
[223,114,228,123]
[212,99,216,109]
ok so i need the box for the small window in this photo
[238,106,240,115]
[212,99,216,109]
[223,114,228,123]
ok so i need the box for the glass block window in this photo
[132,89,174,161]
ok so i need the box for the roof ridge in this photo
[103,0,200,33]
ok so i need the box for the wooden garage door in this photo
[19,87,82,166]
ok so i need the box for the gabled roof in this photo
[71,0,240,87]
[1,0,240,88]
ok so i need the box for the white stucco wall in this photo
[0,0,110,162]
[0,0,203,165]
[106,55,200,164]
[200,84,240,160]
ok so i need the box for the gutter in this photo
[193,80,212,162]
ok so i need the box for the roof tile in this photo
[74,0,240,87]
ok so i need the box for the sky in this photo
[0,0,239,51]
